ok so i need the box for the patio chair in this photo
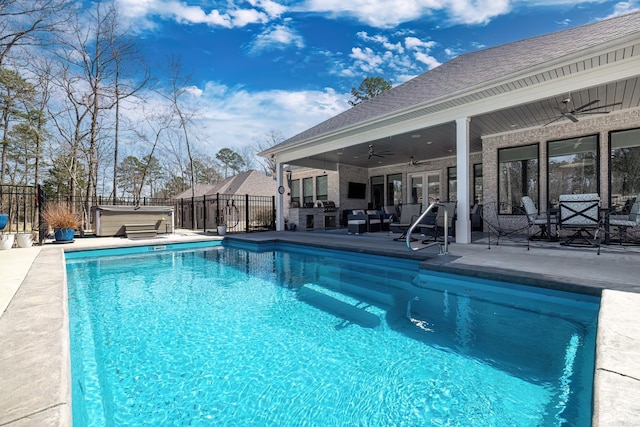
[366,210,382,232]
[480,200,529,249]
[420,202,456,243]
[381,206,396,232]
[347,210,367,234]
[521,195,557,249]
[558,193,601,254]
[607,194,640,244]
[389,203,422,241]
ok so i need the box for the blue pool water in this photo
[66,242,599,426]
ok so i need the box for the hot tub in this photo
[91,205,174,237]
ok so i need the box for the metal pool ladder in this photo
[406,202,450,255]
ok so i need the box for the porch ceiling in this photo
[287,76,640,170]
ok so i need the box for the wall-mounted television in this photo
[348,182,367,199]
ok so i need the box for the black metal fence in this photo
[0,184,276,238]
[0,184,39,234]
[175,193,276,233]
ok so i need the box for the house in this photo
[261,11,640,243]
[174,170,277,231]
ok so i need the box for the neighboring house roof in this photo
[205,170,276,197]
[267,11,640,153]
[172,183,216,199]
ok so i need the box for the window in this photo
[498,144,539,213]
[474,163,483,205]
[302,177,313,206]
[610,128,640,212]
[290,179,300,205]
[316,175,328,201]
[447,167,457,201]
[409,172,440,208]
[427,174,440,204]
[548,136,598,206]
[410,175,423,204]
[387,173,402,207]
[370,176,384,209]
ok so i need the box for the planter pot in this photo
[54,228,75,243]
[0,213,7,231]
[0,233,14,250]
[16,233,33,248]
[217,225,227,236]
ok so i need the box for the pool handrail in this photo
[406,202,450,255]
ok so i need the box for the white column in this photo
[455,117,471,244]
[276,162,285,231]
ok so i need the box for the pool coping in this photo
[1,234,639,425]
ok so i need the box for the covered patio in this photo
[263,12,640,246]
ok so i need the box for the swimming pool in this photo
[66,242,599,426]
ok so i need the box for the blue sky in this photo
[112,0,640,159]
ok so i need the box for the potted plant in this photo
[16,232,35,248]
[0,212,13,249]
[216,213,226,236]
[42,202,81,243]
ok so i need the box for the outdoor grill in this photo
[316,200,337,212]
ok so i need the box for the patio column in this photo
[456,117,471,244]
[276,161,285,231]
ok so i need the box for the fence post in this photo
[38,185,46,244]
[272,195,276,231]
[203,194,207,232]
[216,193,220,228]
[245,194,249,233]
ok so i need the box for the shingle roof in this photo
[205,170,276,197]
[172,183,216,199]
[273,11,640,150]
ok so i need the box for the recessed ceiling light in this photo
[426,141,432,145]
[510,124,518,128]
[411,134,421,138]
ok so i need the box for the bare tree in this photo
[254,129,285,177]
[0,0,70,67]
[160,58,199,228]
[106,8,150,203]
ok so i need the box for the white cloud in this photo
[349,47,385,73]
[117,82,349,163]
[183,85,203,97]
[230,8,269,27]
[602,1,640,18]
[116,0,286,29]
[192,83,349,154]
[357,32,405,53]
[336,32,441,80]
[249,24,305,54]
[298,0,516,27]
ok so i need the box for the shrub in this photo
[42,203,81,229]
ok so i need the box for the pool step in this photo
[124,223,158,239]
[298,283,384,328]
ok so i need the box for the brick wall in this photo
[482,108,640,208]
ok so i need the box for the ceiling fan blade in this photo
[565,113,579,123]
[577,102,622,114]
[572,99,600,113]
[543,116,565,127]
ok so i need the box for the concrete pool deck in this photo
[0,230,638,425]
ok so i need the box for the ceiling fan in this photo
[367,144,393,159]
[543,98,621,126]
[409,156,426,166]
